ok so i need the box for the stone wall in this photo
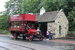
[47,10,68,38]
[47,23,55,32]
[54,11,68,38]
[47,22,55,38]
[67,31,75,37]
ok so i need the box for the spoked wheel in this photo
[29,36,33,41]
[39,36,43,41]
[13,33,17,39]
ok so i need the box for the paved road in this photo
[0,35,75,50]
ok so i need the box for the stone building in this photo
[35,7,69,38]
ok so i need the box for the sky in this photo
[0,0,9,12]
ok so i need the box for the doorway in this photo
[40,23,47,37]
[36,22,47,37]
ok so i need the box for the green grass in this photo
[7,31,10,34]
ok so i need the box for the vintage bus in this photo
[9,14,43,41]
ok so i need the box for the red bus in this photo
[9,14,43,41]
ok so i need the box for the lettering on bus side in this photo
[13,29,20,30]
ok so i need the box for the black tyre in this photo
[23,36,26,40]
[39,36,43,41]
[13,33,17,39]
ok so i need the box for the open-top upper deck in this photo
[9,14,37,22]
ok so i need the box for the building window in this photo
[11,23,14,28]
[59,26,61,34]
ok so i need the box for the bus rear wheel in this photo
[13,33,17,39]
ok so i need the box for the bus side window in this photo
[17,22,19,28]
[11,23,14,28]
[20,23,23,28]
[14,22,16,28]
[31,24,33,28]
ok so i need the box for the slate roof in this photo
[35,11,59,22]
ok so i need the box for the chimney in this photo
[40,7,45,15]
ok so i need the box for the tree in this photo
[0,11,10,30]
[2,0,75,31]
[43,0,57,12]
[5,0,23,15]
[68,10,75,31]
[5,0,41,14]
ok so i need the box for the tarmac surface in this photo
[0,34,75,50]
